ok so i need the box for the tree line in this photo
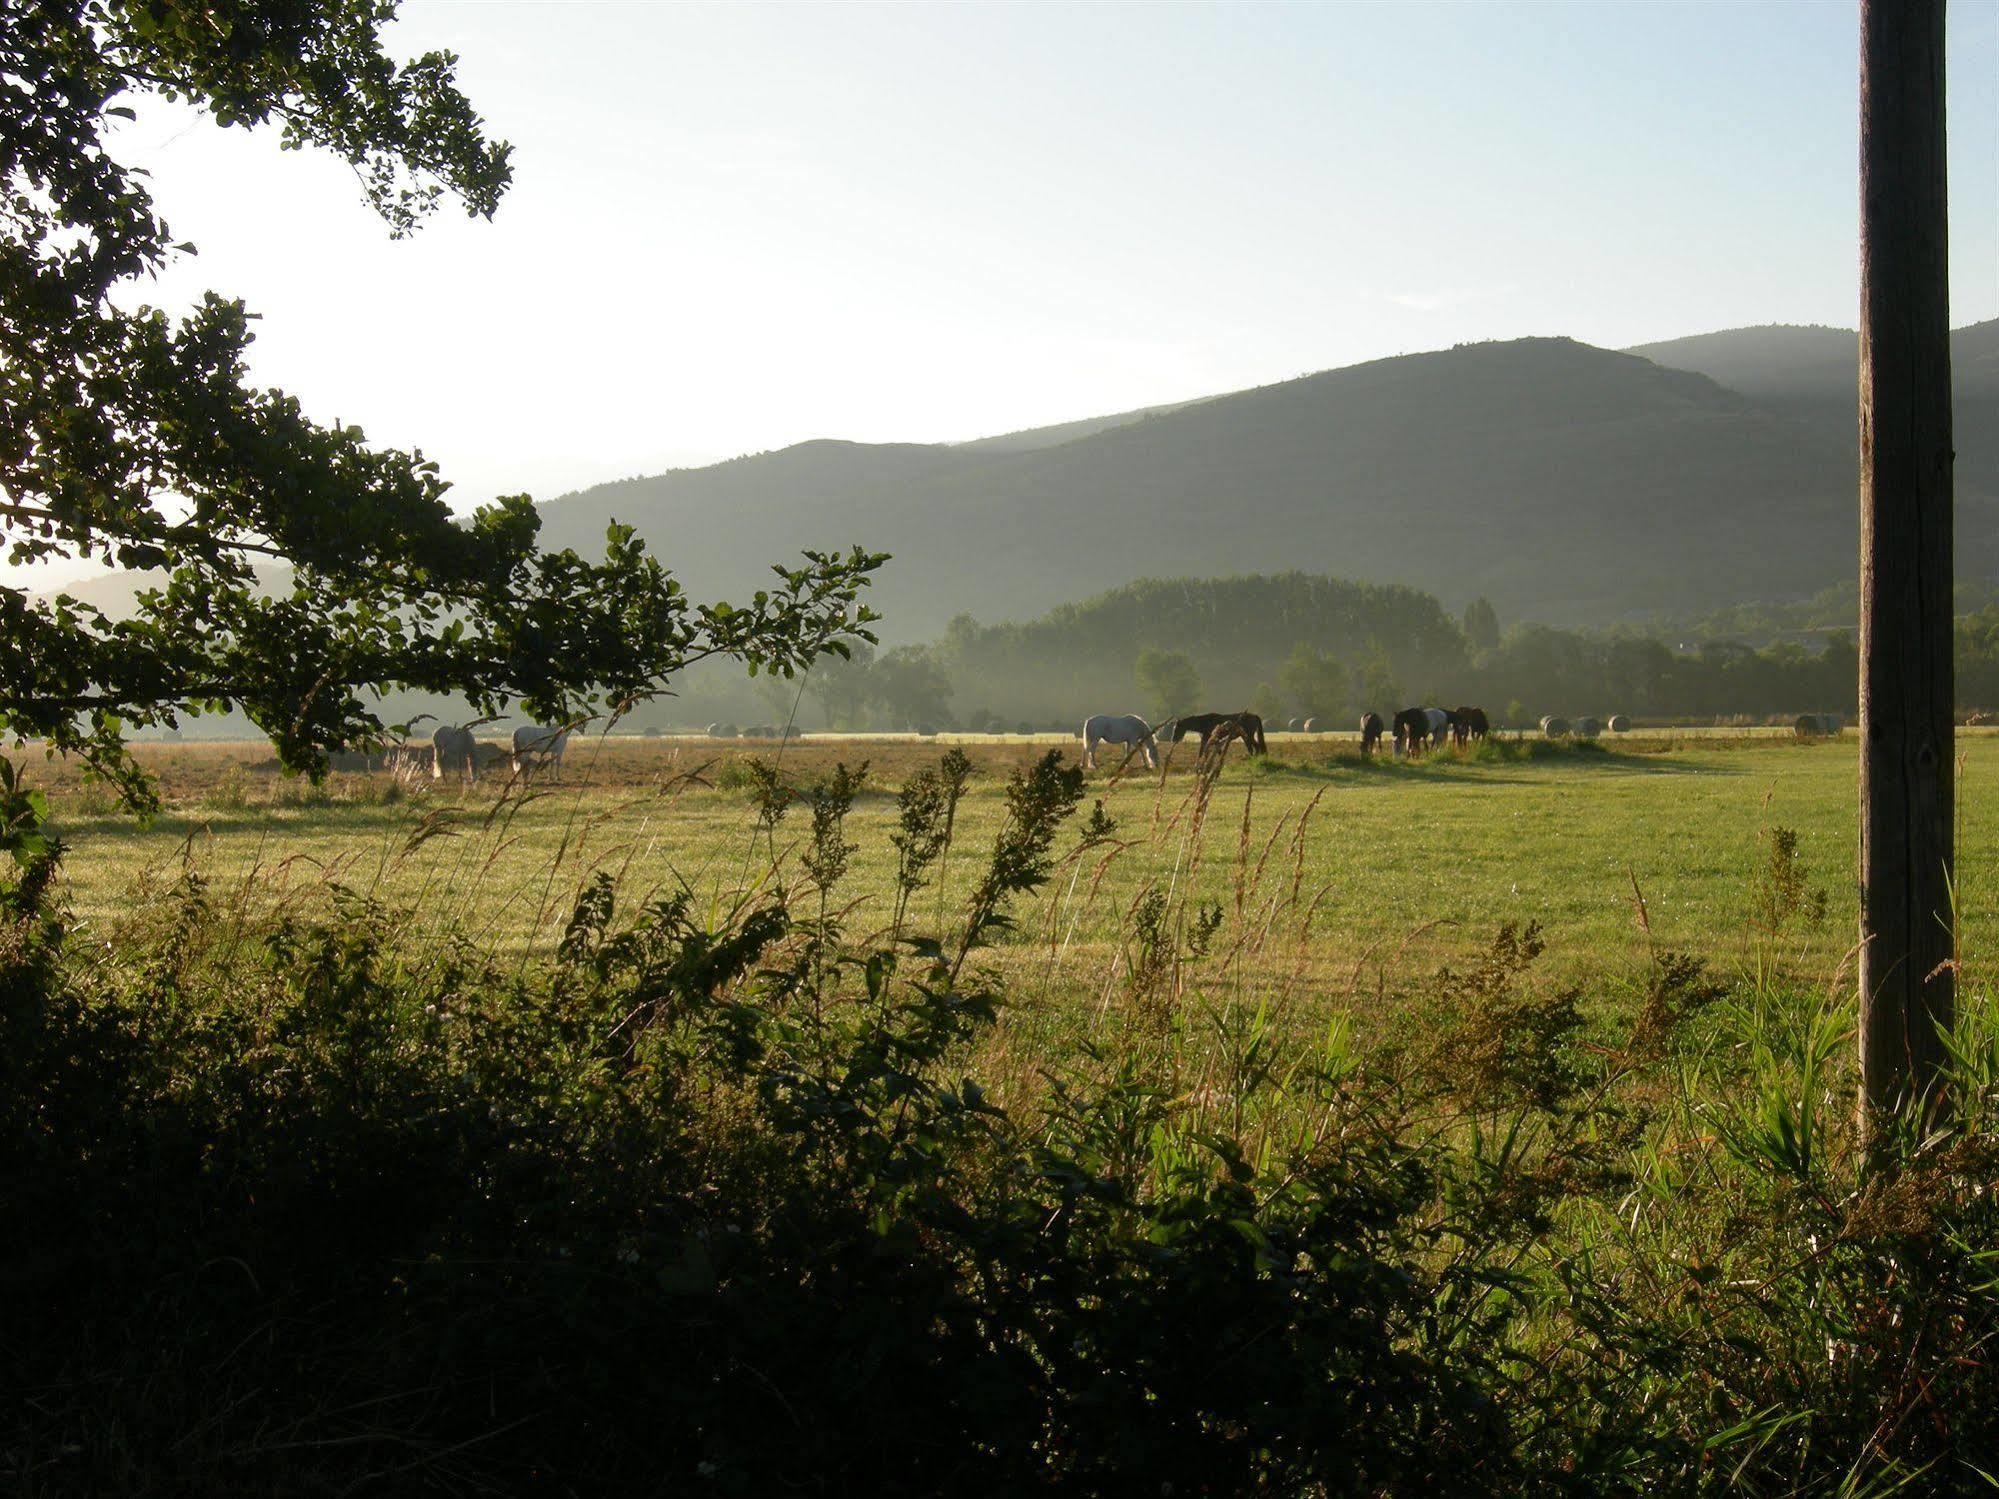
[484,573,1999,735]
[650,572,1999,732]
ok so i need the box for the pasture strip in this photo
[35,738,1999,1012]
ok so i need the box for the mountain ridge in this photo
[538,330,1988,635]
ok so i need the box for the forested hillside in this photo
[931,574,1466,725]
[538,331,1999,638]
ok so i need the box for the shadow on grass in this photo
[46,794,525,845]
[1221,740,1748,786]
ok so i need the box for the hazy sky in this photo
[92,1,1999,530]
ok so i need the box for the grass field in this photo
[32,730,1999,1035]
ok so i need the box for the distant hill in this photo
[1629,320,1999,450]
[1625,324,1861,407]
[1629,319,1999,586]
[27,565,289,619]
[539,332,1999,637]
[1628,319,1999,408]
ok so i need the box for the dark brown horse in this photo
[1359,711,1385,756]
[1450,706,1489,747]
[1167,711,1268,758]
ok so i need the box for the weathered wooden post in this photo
[1857,0,1955,1131]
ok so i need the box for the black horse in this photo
[1391,707,1430,757]
[1167,711,1268,758]
[1451,706,1490,747]
[1358,711,1385,756]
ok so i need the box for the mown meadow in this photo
[6,730,1998,1493]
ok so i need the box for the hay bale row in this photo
[1541,713,1629,738]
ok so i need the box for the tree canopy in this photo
[1,0,878,808]
[1135,648,1201,718]
[1276,643,1348,720]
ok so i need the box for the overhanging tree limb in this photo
[1,0,881,812]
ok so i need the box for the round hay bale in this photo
[1539,715,1569,739]
[715,722,739,739]
[985,719,1005,735]
[1607,714,1630,733]
[1794,713,1822,738]
[1016,720,1034,736]
[1302,717,1319,734]
[916,723,937,738]
[1573,716,1601,739]
[704,722,720,737]
[1286,717,1300,731]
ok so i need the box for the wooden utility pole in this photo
[1858,0,1955,1130]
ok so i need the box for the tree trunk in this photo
[1858,0,1955,1131]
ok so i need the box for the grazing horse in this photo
[431,724,479,784]
[1359,711,1385,756]
[1163,712,1223,747]
[511,723,573,780]
[1451,706,1490,747]
[1166,711,1268,759]
[1391,707,1430,756]
[1424,706,1451,747]
[1082,713,1158,770]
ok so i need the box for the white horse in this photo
[431,724,479,784]
[510,724,573,780]
[1424,706,1452,747]
[1082,713,1158,770]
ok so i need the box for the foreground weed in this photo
[890,765,950,940]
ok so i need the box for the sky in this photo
[50,0,1999,578]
